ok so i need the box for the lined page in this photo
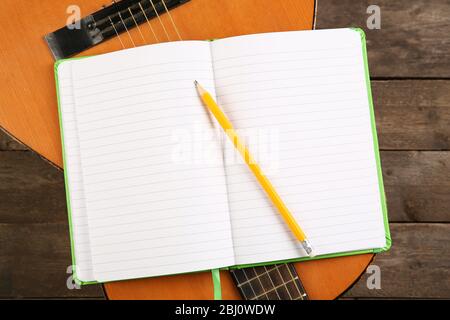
[71,42,235,282]
[57,61,95,282]
[211,29,387,265]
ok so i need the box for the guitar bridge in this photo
[44,0,190,60]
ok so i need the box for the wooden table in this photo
[6,0,450,299]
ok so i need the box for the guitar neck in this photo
[230,264,308,300]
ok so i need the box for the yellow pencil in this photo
[194,81,315,257]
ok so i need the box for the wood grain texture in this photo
[0,223,104,298]
[373,81,450,150]
[0,151,66,223]
[381,151,450,222]
[0,130,27,151]
[316,0,450,77]
[343,223,450,299]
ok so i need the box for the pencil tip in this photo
[194,80,198,86]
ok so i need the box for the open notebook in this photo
[55,28,390,284]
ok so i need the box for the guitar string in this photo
[112,0,136,47]
[231,272,249,299]
[139,2,160,42]
[278,264,306,300]
[250,267,270,300]
[108,16,126,49]
[128,7,147,44]
[149,0,171,41]
[273,265,293,299]
[286,264,304,300]
[240,268,258,300]
[263,266,281,299]
[161,0,183,40]
[109,0,183,48]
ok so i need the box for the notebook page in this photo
[57,61,95,282]
[71,42,235,282]
[211,29,387,265]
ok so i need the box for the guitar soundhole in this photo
[230,264,309,300]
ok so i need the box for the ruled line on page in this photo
[213,64,358,81]
[95,254,233,275]
[215,74,361,90]
[78,77,215,99]
[81,164,373,198]
[80,156,374,195]
[75,115,370,158]
[80,149,372,186]
[235,236,383,258]
[211,46,356,62]
[78,129,367,169]
[94,245,234,266]
[76,59,210,82]
[84,164,375,198]
[91,236,233,257]
[87,190,380,222]
[212,55,357,71]
[74,108,367,148]
[91,227,232,248]
[78,134,368,178]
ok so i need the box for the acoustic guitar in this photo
[0,0,374,299]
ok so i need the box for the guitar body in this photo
[0,0,374,299]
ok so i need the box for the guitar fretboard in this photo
[230,264,308,300]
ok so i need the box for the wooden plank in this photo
[373,80,450,150]
[316,0,450,77]
[0,151,104,298]
[0,151,66,223]
[343,223,450,299]
[0,128,27,151]
[380,151,450,222]
[0,222,104,298]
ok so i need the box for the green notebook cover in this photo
[54,28,391,287]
